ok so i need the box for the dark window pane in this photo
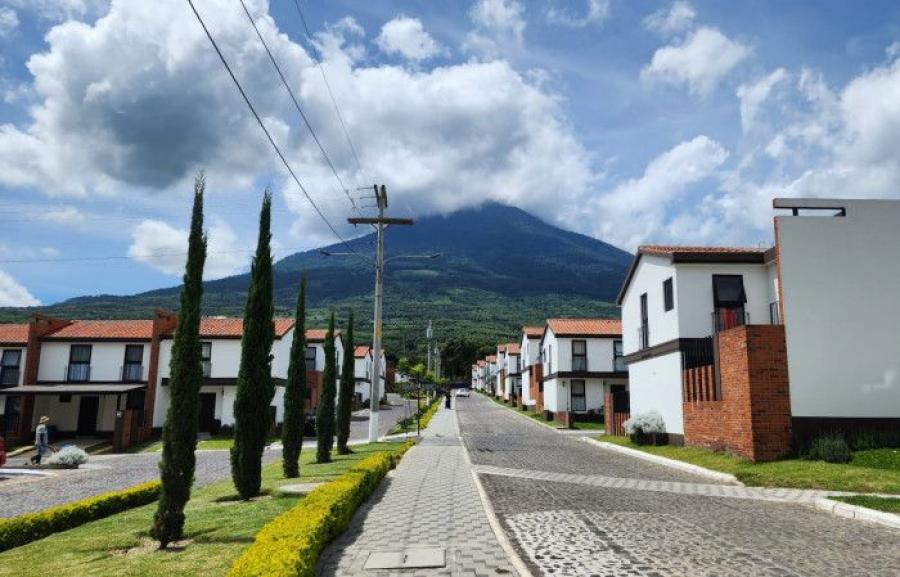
[201,342,212,360]
[712,275,746,307]
[663,278,674,311]
[1,350,21,367]
[70,345,92,363]
[124,345,143,363]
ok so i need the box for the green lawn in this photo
[484,393,604,431]
[570,421,605,431]
[596,436,900,494]
[0,442,405,577]
[831,495,900,514]
[132,435,280,453]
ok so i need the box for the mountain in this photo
[0,203,632,358]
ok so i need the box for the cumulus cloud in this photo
[464,0,526,57]
[0,269,40,306]
[545,0,609,28]
[642,27,750,96]
[128,218,247,279]
[736,68,789,133]
[0,7,19,37]
[643,1,695,37]
[41,206,85,225]
[6,0,108,23]
[376,16,443,62]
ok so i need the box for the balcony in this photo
[121,364,145,382]
[202,360,212,378]
[614,356,627,372]
[0,368,20,388]
[66,364,91,382]
[769,301,782,325]
[711,309,750,333]
[571,357,587,372]
[637,324,650,350]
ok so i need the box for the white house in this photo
[540,318,626,426]
[0,324,29,438]
[504,343,521,403]
[519,326,543,408]
[485,355,497,395]
[353,345,386,406]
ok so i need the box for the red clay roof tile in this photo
[45,320,155,340]
[546,318,622,337]
[0,323,29,344]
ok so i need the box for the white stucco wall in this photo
[776,199,900,418]
[621,254,681,355]
[543,377,604,414]
[38,341,151,382]
[31,393,122,433]
[627,351,684,434]
[675,263,771,337]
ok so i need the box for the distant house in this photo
[504,343,522,404]
[485,355,497,396]
[618,198,900,460]
[519,326,543,410]
[353,345,386,405]
[539,318,627,427]
[495,345,508,400]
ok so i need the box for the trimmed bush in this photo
[624,411,667,446]
[46,446,89,468]
[806,434,852,464]
[0,481,160,552]
[228,442,414,577]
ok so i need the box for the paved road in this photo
[0,395,413,518]
[457,394,900,577]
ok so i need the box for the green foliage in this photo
[850,448,900,471]
[282,274,307,478]
[232,192,276,500]
[439,336,495,380]
[152,174,207,547]
[831,495,900,513]
[848,430,900,451]
[336,311,355,455]
[316,313,337,463]
[1,481,160,552]
[805,434,853,464]
[227,442,414,577]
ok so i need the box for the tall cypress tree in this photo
[336,311,355,455]
[152,174,207,548]
[316,313,337,463]
[282,274,307,478]
[230,192,275,500]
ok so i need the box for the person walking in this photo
[30,416,51,465]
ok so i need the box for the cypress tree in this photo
[336,311,355,455]
[230,192,275,500]
[151,174,207,548]
[316,313,337,463]
[282,274,307,478]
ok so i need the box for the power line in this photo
[236,0,358,213]
[185,0,367,262]
[290,0,367,182]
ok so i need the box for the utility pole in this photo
[426,320,433,374]
[348,185,414,443]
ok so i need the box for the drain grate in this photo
[364,548,446,570]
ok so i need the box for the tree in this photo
[336,311,355,455]
[316,313,337,463]
[282,274,307,478]
[151,174,207,548]
[230,192,275,500]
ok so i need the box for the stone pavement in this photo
[316,404,519,577]
[459,394,900,577]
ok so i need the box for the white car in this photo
[455,388,470,397]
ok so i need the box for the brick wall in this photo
[529,363,543,414]
[682,325,792,461]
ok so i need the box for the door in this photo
[198,393,217,433]
[77,396,100,435]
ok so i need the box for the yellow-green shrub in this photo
[418,398,441,430]
[228,442,413,577]
[0,481,160,552]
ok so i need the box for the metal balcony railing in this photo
[0,368,19,387]
[571,357,587,372]
[614,356,627,372]
[202,360,212,378]
[121,364,144,382]
[637,324,650,350]
[711,309,750,333]
[769,301,782,325]
[66,364,91,382]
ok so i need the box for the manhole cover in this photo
[364,548,446,570]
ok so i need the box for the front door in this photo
[77,396,99,435]
[3,396,21,435]
[198,393,217,433]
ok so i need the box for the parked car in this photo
[0,436,6,468]
[455,388,470,397]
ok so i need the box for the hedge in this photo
[418,398,441,430]
[228,442,414,577]
[0,481,161,552]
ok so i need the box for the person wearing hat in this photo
[31,416,51,465]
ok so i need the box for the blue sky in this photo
[1,0,899,306]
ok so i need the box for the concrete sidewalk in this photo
[316,405,519,577]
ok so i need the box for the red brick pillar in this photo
[18,314,72,440]
[142,309,178,439]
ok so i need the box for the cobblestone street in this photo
[458,394,900,577]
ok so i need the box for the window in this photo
[546,345,553,374]
[639,293,649,349]
[201,342,212,377]
[712,275,747,331]
[663,277,674,312]
[613,340,625,372]
[571,340,587,372]
[122,344,144,382]
[570,379,586,412]
[0,349,22,387]
[67,345,92,382]
[305,346,317,371]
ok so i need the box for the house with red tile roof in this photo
[519,326,544,410]
[538,318,626,427]
[617,198,900,460]
[353,345,386,406]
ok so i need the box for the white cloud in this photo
[643,1,696,37]
[128,218,247,279]
[593,135,730,249]
[0,7,19,38]
[0,269,40,306]
[464,0,526,57]
[41,206,85,225]
[736,68,788,133]
[6,0,108,23]
[545,0,609,28]
[376,16,443,62]
[642,27,751,96]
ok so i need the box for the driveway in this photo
[457,394,899,577]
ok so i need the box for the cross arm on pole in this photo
[348,217,414,226]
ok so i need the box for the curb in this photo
[580,436,743,485]
[480,393,558,432]
[814,498,900,530]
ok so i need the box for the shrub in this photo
[806,434,852,464]
[228,442,413,577]
[46,446,88,468]
[624,411,667,446]
[0,481,160,552]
